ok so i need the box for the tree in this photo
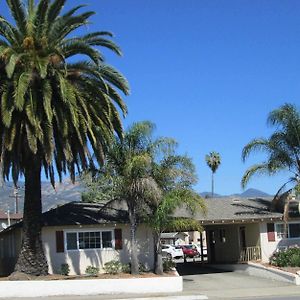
[241,104,300,233]
[150,192,204,274]
[82,122,205,275]
[0,0,129,275]
[82,122,161,274]
[241,103,300,194]
[205,151,221,197]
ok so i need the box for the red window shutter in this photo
[267,223,275,242]
[56,231,64,253]
[114,228,122,250]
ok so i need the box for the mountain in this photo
[0,180,84,213]
[238,188,271,198]
[200,188,271,199]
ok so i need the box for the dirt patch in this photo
[0,271,177,281]
[261,263,300,275]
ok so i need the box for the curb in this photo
[113,296,208,300]
[211,262,300,285]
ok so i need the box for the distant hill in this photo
[200,188,271,199]
[0,181,271,214]
[238,188,271,198]
[0,180,84,213]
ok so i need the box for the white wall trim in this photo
[0,274,182,298]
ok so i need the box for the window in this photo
[219,229,226,243]
[66,232,77,250]
[275,223,285,239]
[66,230,113,251]
[289,224,300,238]
[275,223,300,239]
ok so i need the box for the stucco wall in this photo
[42,223,154,275]
[260,222,300,263]
[245,223,260,247]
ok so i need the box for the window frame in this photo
[64,229,115,252]
[275,222,300,240]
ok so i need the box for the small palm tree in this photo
[83,122,161,274]
[0,0,129,275]
[205,151,221,197]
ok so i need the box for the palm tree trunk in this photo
[14,155,48,275]
[128,205,139,274]
[211,171,214,197]
[153,232,163,275]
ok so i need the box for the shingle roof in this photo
[42,202,129,226]
[0,210,22,220]
[175,197,283,224]
[161,232,188,239]
[2,202,129,232]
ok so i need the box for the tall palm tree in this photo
[205,151,221,197]
[0,0,129,275]
[241,104,300,193]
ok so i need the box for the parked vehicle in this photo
[179,244,199,258]
[161,244,184,259]
[192,244,207,257]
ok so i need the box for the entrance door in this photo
[208,230,216,263]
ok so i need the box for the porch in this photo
[205,223,261,263]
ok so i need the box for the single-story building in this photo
[161,232,189,245]
[186,197,300,264]
[0,202,154,276]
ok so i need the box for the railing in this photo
[239,246,261,262]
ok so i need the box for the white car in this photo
[161,244,184,259]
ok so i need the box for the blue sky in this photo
[1,0,300,195]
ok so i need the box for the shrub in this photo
[104,260,122,274]
[163,258,175,272]
[139,263,149,273]
[60,263,70,276]
[85,265,99,276]
[121,263,131,274]
[270,247,300,267]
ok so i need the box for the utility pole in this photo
[9,186,19,214]
[14,187,19,214]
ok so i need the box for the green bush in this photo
[60,263,70,276]
[85,265,99,276]
[270,247,300,267]
[139,263,149,273]
[121,263,131,274]
[104,260,123,274]
[163,258,176,271]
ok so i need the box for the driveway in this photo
[176,261,300,299]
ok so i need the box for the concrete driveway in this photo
[176,261,300,299]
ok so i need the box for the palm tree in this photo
[83,122,161,274]
[241,104,300,193]
[205,151,221,197]
[147,145,205,274]
[149,184,205,274]
[242,104,300,232]
[0,0,129,275]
